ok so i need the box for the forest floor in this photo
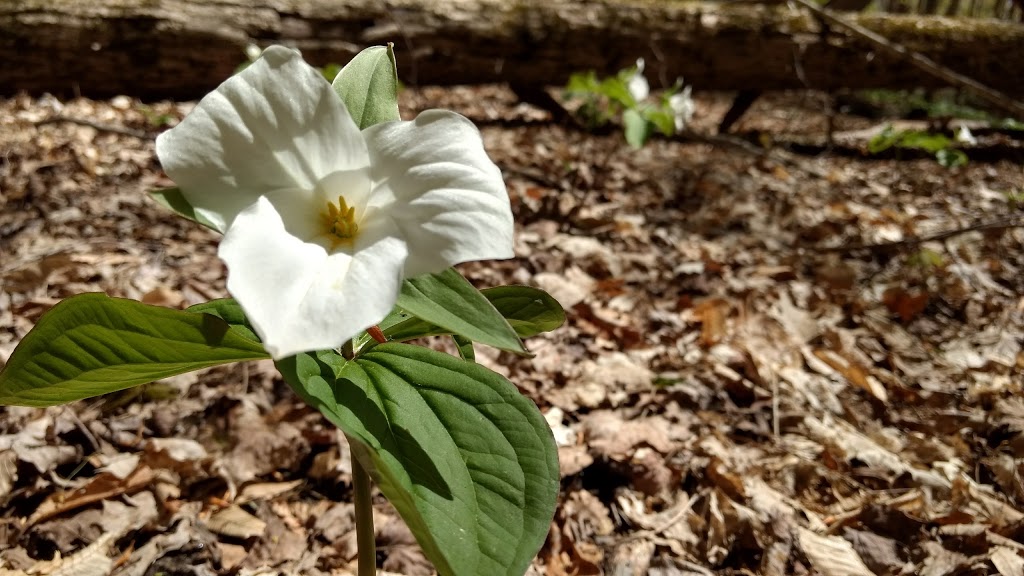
[1,84,1023,576]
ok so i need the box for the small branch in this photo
[814,216,1024,253]
[351,449,377,576]
[792,0,1024,119]
[35,116,153,140]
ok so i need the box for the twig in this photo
[792,0,1024,119]
[678,129,832,178]
[35,116,153,140]
[814,216,1024,253]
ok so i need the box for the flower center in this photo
[322,195,359,243]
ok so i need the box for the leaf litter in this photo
[1,85,1024,574]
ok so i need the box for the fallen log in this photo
[2,0,1022,100]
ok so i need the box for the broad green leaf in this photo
[602,75,635,109]
[277,343,558,576]
[479,286,564,338]
[149,187,220,231]
[451,334,475,361]
[936,148,968,168]
[187,298,260,342]
[898,130,951,153]
[0,294,269,407]
[867,125,898,154]
[565,71,601,96]
[623,108,651,149]
[353,285,564,352]
[646,108,676,137]
[396,269,526,354]
[332,44,401,130]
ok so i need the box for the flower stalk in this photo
[352,454,376,576]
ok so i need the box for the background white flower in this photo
[156,46,513,359]
[670,85,695,132]
[627,58,649,103]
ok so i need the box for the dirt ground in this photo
[1,84,1023,576]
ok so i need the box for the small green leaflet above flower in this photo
[155,46,514,359]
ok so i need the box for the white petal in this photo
[362,110,514,277]
[220,197,405,359]
[627,58,649,102]
[669,86,695,132]
[156,46,369,232]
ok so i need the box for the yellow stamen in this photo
[322,195,359,243]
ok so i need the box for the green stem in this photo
[352,453,376,576]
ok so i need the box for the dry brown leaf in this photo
[578,352,653,401]
[28,465,154,526]
[614,489,701,554]
[798,527,874,576]
[561,489,615,539]
[693,297,730,348]
[4,533,115,576]
[216,542,248,571]
[533,267,594,309]
[804,415,950,489]
[583,411,675,458]
[0,415,79,474]
[630,447,675,499]
[140,286,184,308]
[219,401,309,487]
[608,539,655,576]
[812,348,888,403]
[744,476,828,532]
[990,546,1024,576]
[557,445,593,478]
[882,287,930,323]
[951,474,1024,527]
[206,505,266,539]
[918,541,969,576]
[235,479,303,505]
[705,490,730,566]
[146,437,207,462]
[0,451,16,500]
[842,528,904,574]
[378,517,432,576]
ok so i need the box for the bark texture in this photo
[2,0,1022,99]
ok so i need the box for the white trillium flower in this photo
[627,58,649,103]
[669,85,695,132]
[955,124,977,145]
[155,46,514,359]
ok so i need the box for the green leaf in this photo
[936,148,968,168]
[565,71,601,96]
[353,285,564,352]
[867,125,898,154]
[277,343,559,576]
[149,187,220,231]
[332,44,401,130]
[623,108,651,148]
[645,107,677,137]
[187,298,261,342]
[898,130,951,153]
[479,285,565,338]
[600,76,634,109]
[451,334,475,361]
[0,294,269,407]
[396,269,526,354]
